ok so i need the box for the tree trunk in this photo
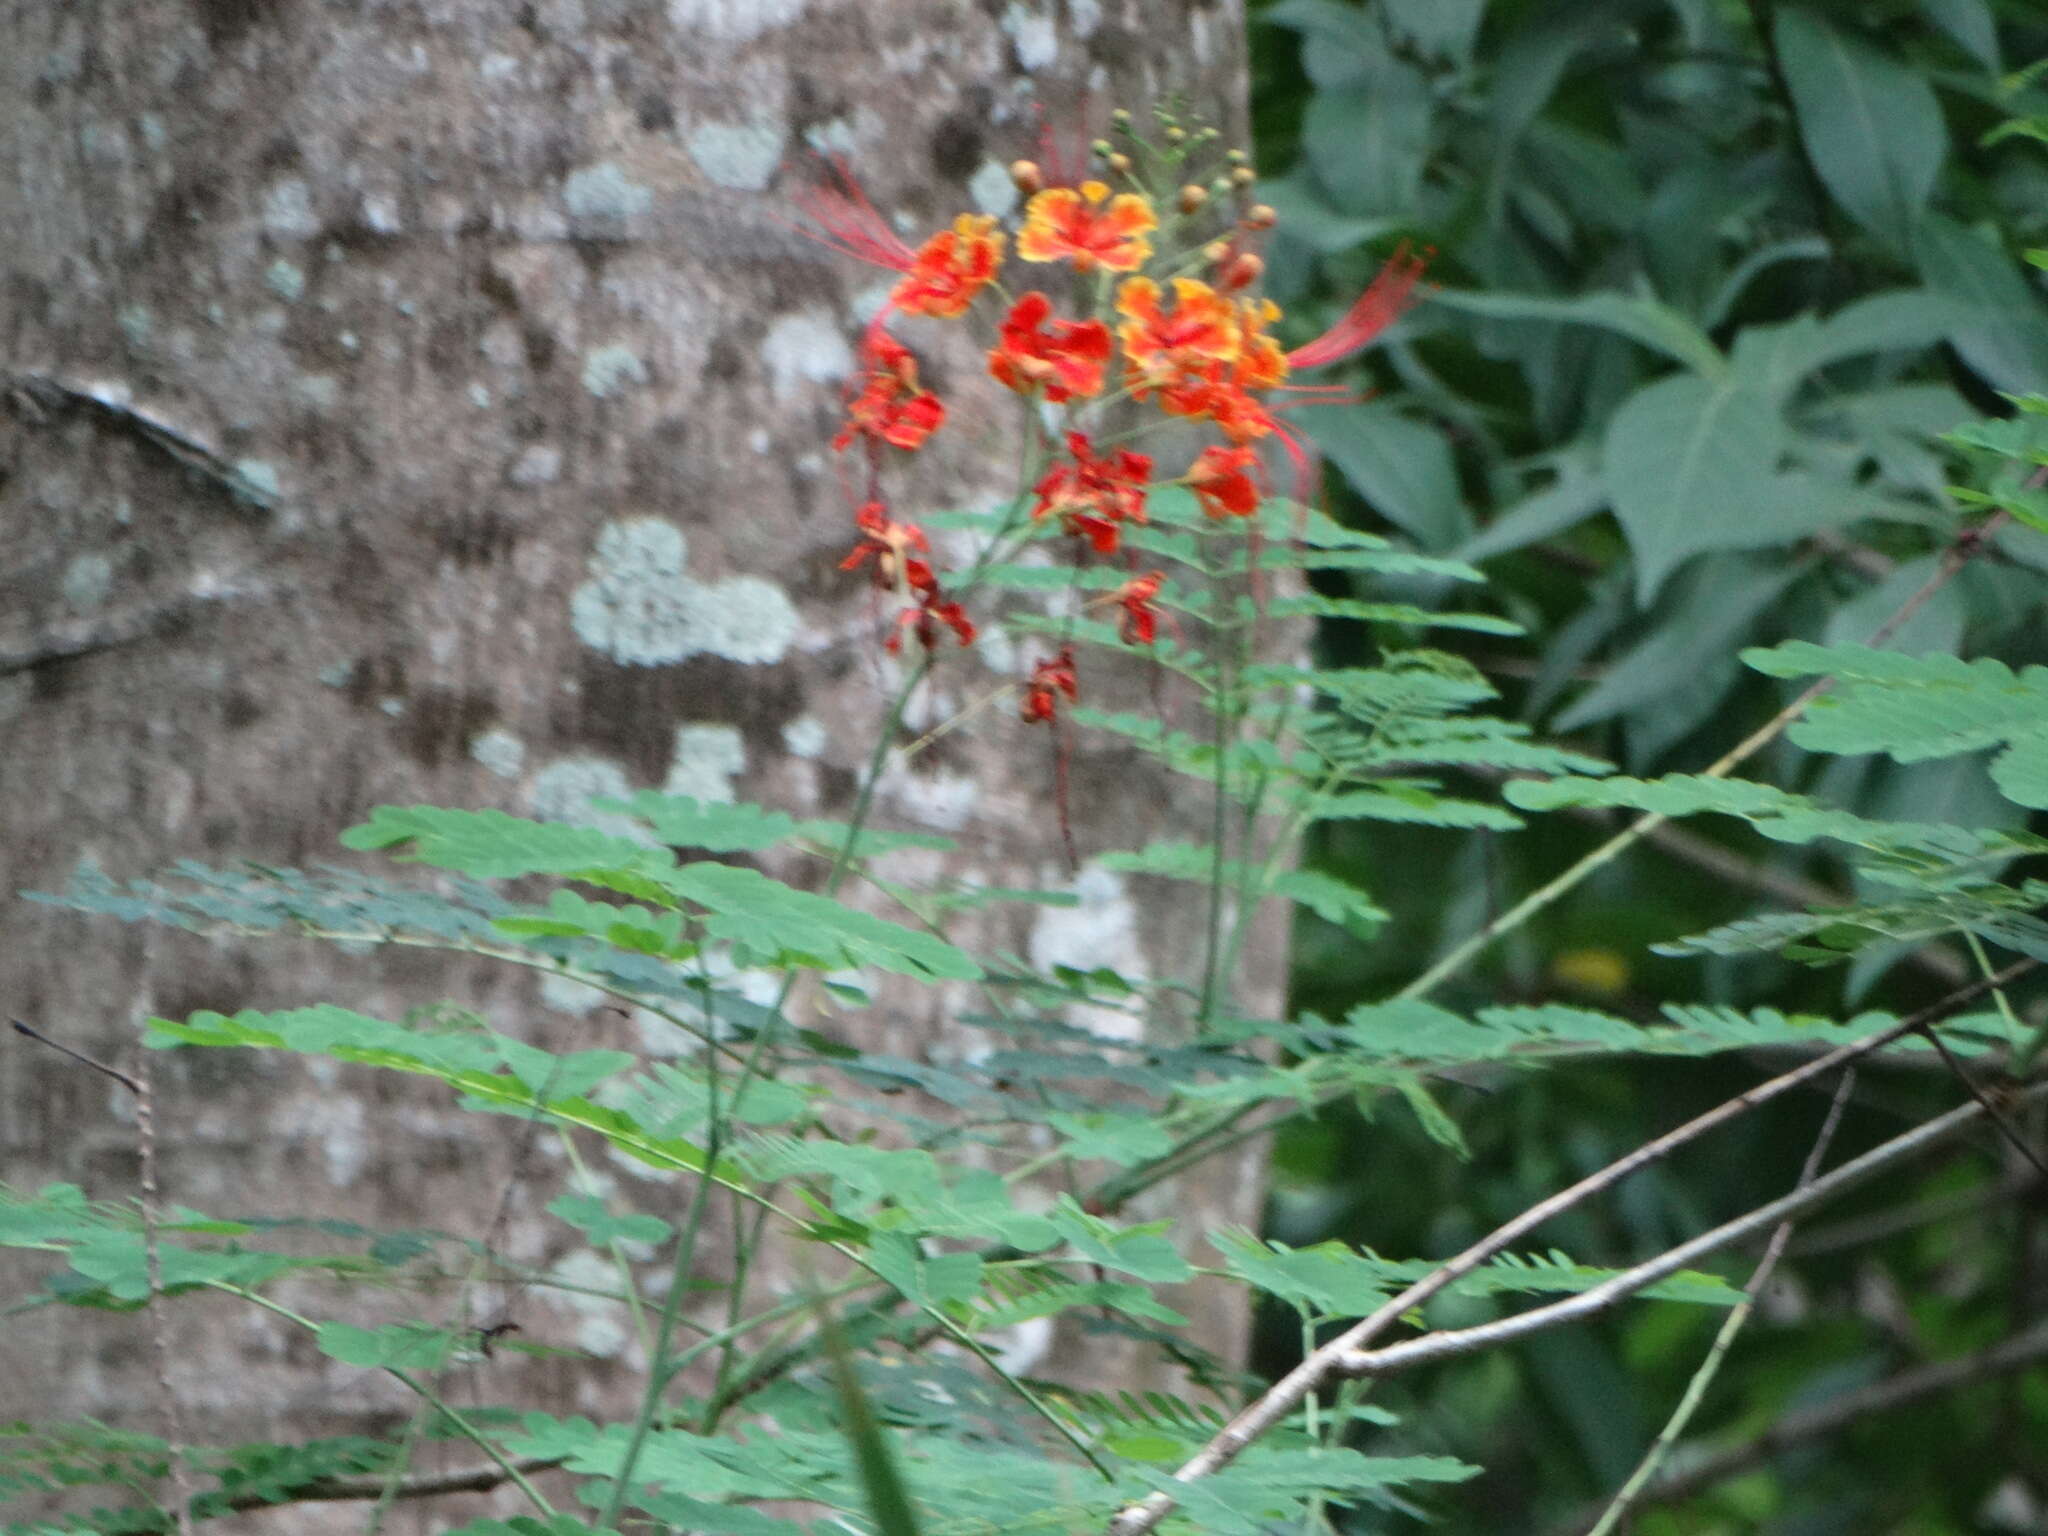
[1,0,1272,1508]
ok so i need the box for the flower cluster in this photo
[805,107,1428,727]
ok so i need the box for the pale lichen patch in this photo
[1028,864,1150,1042]
[1002,3,1059,69]
[581,344,648,399]
[781,715,828,760]
[563,161,654,222]
[260,177,319,238]
[761,311,853,403]
[264,259,305,302]
[228,459,281,509]
[530,756,643,842]
[470,729,526,779]
[968,159,1020,218]
[686,118,785,191]
[662,723,746,803]
[60,553,114,612]
[666,0,807,42]
[570,518,798,667]
[547,1249,633,1359]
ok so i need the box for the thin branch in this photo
[1583,1070,1855,1536]
[1625,1315,2048,1513]
[12,1019,139,1091]
[1103,959,2034,1536]
[1333,1083,2044,1381]
[1397,511,2011,1002]
[1792,1166,2039,1258]
[134,1047,196,1536]
[1914,1022,2048,1181]
[14,1021,191,1533]
[221,1454,566,1512]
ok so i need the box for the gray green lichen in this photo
[685,118,785,191]
[662,723,746,802]
[570,517,797,667]
[563,161,653,222]
[581,344,648,399]
[469,729,526,779]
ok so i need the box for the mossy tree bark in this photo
[1,0,1273,1510]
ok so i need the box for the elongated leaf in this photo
[1304,404,1472,551]
[1601,370,1786,599]
[1782,289,1984,382]
[316,1322,462,1371]
[1916,0,1999,70]
[1430,288,1723,376]
[1554,557,1796,731]
[1775,9,1946,246]
[1915,212,2048,393]
[1462,457,1607,560]
[648,862,980,980]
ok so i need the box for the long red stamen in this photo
[1284,243,1430,371]
[794,157,917,273]
[1032,97,1094,190]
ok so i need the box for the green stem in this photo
[597,1087,725,1528]
[1964,930,2028,1054]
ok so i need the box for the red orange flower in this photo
[1032,432,1153,555]
[1184,444,1261,519]
[1116,276,1242,394]
[1114,571,1166,646]
[988,293,1114,403]
[894,214,1005,319]
[1022,647,1080,723]
[1285,242,1429,370]
[888,591,977,653]
[1233,297,1289,392]
[840,501,935,596]
[834,333,944,453]
[1018,181,1157,273]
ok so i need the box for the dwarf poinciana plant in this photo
[808,105,1426,724]
[11,100,2043,1536]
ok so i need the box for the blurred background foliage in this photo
[1249,0,2048,1530]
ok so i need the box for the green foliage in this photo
[15,23,2048,1536]
[1252,3,2048,1529]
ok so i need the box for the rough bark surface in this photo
[2,0,1271,1522]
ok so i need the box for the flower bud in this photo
[1230,165,1257,188]
[1090,138,1113,159]
[1009,159,1043,194]
[1221,251,1265,291]
[1165,125,1187,144]
[1177,183,1208,214]
[1110,107,1132,128]
[1107,151,1132,174]
[1225,147,1250,165]
[1203,239,1230,264]
[1244,203,1277,230]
